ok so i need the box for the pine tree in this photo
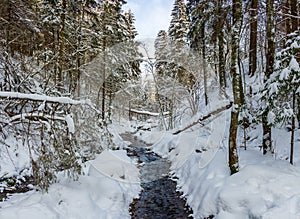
[168,0,191,87]
[263,32,300,164]
[154,30,169,76]
[98,0,141,120]
[187,0,211,105]
[169,0,189,48]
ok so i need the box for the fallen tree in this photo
[173,102,233,135]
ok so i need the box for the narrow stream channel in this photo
[121,133,193,219]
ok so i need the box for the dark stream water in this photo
[121,134,193,219]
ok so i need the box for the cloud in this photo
[124,0,174,39]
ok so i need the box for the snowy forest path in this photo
[121,133,193,219]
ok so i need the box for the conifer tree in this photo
[155,30,169,76]
[262,32,300,164]
[169,0,189,49]
[186,0,213,105]
[98,0,141,120]
[168,0,195,91]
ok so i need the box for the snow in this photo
[139,107,300,219]
[0,150,141,219]
[0,92,90,105]
[0,135,31,179]
[279,67,290,81]
[65,114,75,134]
[269,82,278,95]
[267,111,276,125]
[0,74,299,219]
[129,108,169,116]
[289,56,300,72]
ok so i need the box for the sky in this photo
[123,0,174,39]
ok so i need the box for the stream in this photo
[121,133,193,219]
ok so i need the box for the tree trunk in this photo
[58,0,66,92]
[228,0,242,175]
[290,0,298,32]
[218,0,226,88]
[290,91,296,165]
[290,0,299,127]
[201,22,208,106]
[101,75,106,121]
[263,0,275,154]
[285,0,292,35]
[249,0,258,76]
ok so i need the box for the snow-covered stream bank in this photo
[0,149,141,219]
[139,113,300,219]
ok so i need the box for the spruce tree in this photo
[262,32,300,164]
[168,0,191,87]
[154,30,169,76]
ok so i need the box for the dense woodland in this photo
[0,0,299,191]
[154,0,299,174]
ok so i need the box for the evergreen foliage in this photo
[0,0,141,190]
[262,32,300,126]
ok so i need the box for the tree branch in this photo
[173,102,232,135]
[0,91,90,105]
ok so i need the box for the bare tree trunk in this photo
[102,73,106,121]
[58,0,66,92]
[249,0,258,76]
[290,0,299,127]
[201,23,208,106]
[290,91,296,165]
[263,0,275,154]
[285,0,292,35]
[218,0,226,89]
[228,0,243,175]
[290,0,298,33]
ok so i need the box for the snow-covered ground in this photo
[0,147,141,219]
[1,104,299,219]
[140,108,300,219]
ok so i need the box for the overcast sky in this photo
[123,0,174,39]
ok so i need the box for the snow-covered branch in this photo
[128,108,169,116]
[8,112,75,134]
[0,92,91,105]
[173,102,233,135]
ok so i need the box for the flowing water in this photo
[121,133,193,219]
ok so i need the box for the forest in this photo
[0,0,299,218]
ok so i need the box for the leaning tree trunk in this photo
[263,0,275,155]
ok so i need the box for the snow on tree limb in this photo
[128,108,169,117]
[0,92,91,105]
[173,102,233,135]
[7,112,75,134]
